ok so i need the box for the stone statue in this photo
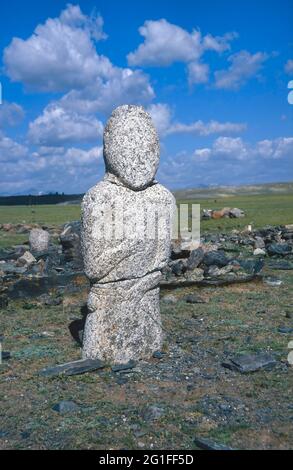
[81,105,175,363]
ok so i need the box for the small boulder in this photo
[16,251,36,267]
[29,229,50,254]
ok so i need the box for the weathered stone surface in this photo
[267,243,292,256]
[81,105,175,363]
[194,437,235,450]
[40,358,105,377]
[29,228,50,253]
[52,400,79,414]
[222,353,276,373]
[60,221,83,267]
[16,251,36,267]
[253,248,266,256]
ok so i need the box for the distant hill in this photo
[0,193,84,206]
[174,182,293,200]
[0,182,292,205]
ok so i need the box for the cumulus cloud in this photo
[158,136,293,188]
[127,19,236,67]
[3,2,154,108]
[214,50,268,90]
[3,4,111,92]
[0,101,25,128]
[193,136,293,161]
[1,142,104,195]
[187,62,209,85]
[0,132,28,162]
[59,69,155,115]
[28,104,103,145]
[147,103,246,137]
[285,59,293,75]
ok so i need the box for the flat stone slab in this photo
[222,353,277,373]
[194,437,235,450]
[40,358,105,377]
[111,360,136,373]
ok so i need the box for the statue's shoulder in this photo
[82,180,115,207]
[151,183,176,205]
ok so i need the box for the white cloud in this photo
[3,4,111,92]
[3,3,154,109]
[214,50,268,90]
[187,62,209,85]
[147,103,173,135]
[28,104,103,145]
[193,136,293,161]
[147,103,246,137]
[0,101,25,127]
[127,19,236,67]
[285,59,293,75]
[0,132,28,162]
[59,68,155,115]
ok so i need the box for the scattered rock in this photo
[29,228,50,254]
[268,260,293,270]
[184,294,207,304]
[161,294,177,304]
[16,251,36,267]
[229,207,245,218]
[152,350,165,359]
[267,243,292,256]
[111,360,136,373]
[194,437,235,450]
[222,353,277,373]
[0,295,9,309]
[264,277,283,287]
[278,327,293,334]
[142,405,164,421]
[186,247,204,270]
[52,400,79,414]
[1,351,11,361]
[203,251,229,268]
[253,248,266,256]
[40,358,105,377]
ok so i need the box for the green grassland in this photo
[0,189,293,249]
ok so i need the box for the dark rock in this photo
[170,259,187,276]
[115,376,128,385]
[52,400,79,414]
[278,327,293,334]
[264,277,282,287]
[40,358,105,377]
[60,221,83,267]
[203,251,229,268]
[0,295,9,309]
[152,350,165,359]
[142,405,164,421]
[38,293,62,306]
[111,360,136,372]
[7,272,88,299]
[267,243,292,256]
[268,260,293,270]
[161,294,177,304]
[237,258,264,274]
[184,294,207,304]
[222,353,277,373]
[186,247,204,270]
[194,437,235,450]
[0,263,26,275]
[229,208,245,218]
[1,351,11,361]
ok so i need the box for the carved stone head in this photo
[103,105,160,190]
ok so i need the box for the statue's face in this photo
[103,105,160,190]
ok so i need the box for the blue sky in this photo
[0,0,292,194]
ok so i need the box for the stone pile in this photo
[202,207,245,219]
